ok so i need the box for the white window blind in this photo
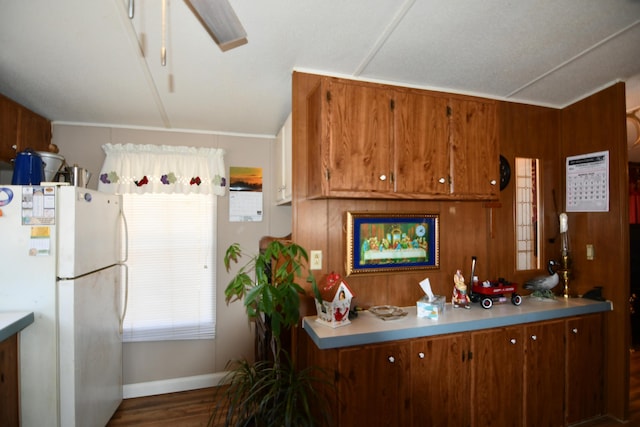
[122,192,216,342]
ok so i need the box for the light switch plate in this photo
[586,244,594,260]
[310,250,322,270]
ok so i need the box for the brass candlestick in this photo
[559,250,572,298]
[559,213,571,298]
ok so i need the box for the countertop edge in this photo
[0,312,35,343]
[303,299,612,350]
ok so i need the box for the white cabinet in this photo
[274,113,292,205]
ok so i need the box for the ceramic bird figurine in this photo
[524,260,559,298]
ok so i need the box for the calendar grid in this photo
[566,151,609,212]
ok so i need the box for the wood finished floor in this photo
[107,386,218,427]
[107,350,640,427]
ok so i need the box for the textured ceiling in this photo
[0,0,639,140]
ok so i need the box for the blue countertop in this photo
[302,296,612,350]
[0,312,34,343]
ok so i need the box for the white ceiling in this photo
[1,0,640,143]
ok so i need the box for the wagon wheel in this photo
[512,294,523,306]
[481,298,493,309]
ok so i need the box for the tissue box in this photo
[417,295,445,319]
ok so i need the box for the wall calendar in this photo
[566,150,609,212]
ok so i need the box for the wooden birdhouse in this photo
[314,272,354,328]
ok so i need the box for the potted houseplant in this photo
[209,240,331,427]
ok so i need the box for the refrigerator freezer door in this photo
[58,264,123,427]
[57,187,122,278]
[0,186,61,426]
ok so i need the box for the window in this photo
[121,192,216,342]
[98,143,226,341]
[515,157,540,270]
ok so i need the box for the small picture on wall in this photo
[229,166,263,222]
[345,212,440,276]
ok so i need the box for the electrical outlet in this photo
[310,250,322,270]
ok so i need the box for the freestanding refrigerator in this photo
[0,184,123,427]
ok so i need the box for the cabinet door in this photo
[274,113,292,204]
[325,80,393,194]
[471,326,524,427]
[449,98,499,197]
[566,314,604,424]
[524,320,565,427]
[0,335,19,427]
[18,107,51,152]
[337,341,410,426]
[0,95,19,163]
[394,90,450,195]
[411,333,471,427]
[0,95,51,164]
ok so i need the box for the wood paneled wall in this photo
[560,83,629,420]
[291,72,629,421]
[495,102,562,286]
[292,72,492,308]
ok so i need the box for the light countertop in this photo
[0,311,34,342]
[302,297,612,350]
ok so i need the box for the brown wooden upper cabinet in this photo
[306,76,499,200]
[0,93,52,164]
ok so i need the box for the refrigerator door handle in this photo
[119,209,129,263]
[119,263,129,335]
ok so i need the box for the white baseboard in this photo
[123,371,229,399]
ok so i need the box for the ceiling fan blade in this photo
[184,0,248,52]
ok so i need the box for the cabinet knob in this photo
[388,356,395,363]
[438,177,446,184]
[379,174,387,181]
[572,328,578,334]
[490,179,497,186]
[510,338,517,344]
[418,352,425,359]
[531,335,537,341]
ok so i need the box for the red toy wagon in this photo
[468,256,523,309]
[471,278,523,309]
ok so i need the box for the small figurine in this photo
[452,269,471,309]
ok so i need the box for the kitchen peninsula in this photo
[303,296,611,349]
[302,299,610,426]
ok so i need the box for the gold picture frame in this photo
[345,212,440,276]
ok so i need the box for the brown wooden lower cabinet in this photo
[0,334,20,427]
[523,320,566,427]
[337,340,411,426]
[471,326,525,427]
[412,333,471,426]
[566,314,604,424]
[308,314,604,427]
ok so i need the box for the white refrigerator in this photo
[0,185,123,427]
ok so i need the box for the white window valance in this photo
[98,143,226,195]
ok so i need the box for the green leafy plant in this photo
[223,240,318,359]
[212,356,331,427]
[209,240,330,427]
